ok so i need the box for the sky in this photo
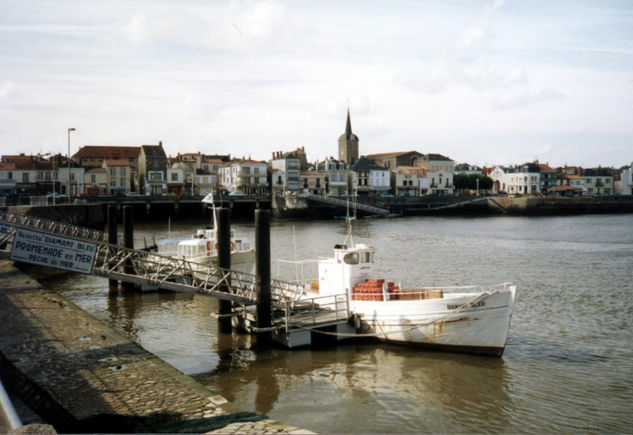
[1,0,632,168]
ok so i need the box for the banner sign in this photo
[10,228,97,274]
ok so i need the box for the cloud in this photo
[121,1,287,52]
[492,88,566,110]
[394,58,526,93]
[0,81,16,99]
[455,0,504,52]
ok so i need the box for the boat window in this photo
[343,253,359,265]
[362,252,371,263]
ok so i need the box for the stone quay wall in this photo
[0,260,309,434]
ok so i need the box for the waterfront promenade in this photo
[0,260,308,434]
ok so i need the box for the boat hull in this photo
[352,287,516,357]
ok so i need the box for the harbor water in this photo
[41,214,633,433]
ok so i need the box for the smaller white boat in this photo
[154,194,255,271]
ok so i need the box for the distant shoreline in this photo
[2,195,633,227]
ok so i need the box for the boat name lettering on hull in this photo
[447,300,485,310]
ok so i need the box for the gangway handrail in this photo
[0,212,351,332]
[0,212,110,243]
[300,193,390,216]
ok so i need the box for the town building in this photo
[365,151,424,170]
[73,146,140,170]
[0,162,17,195]
[454,163,483,175]
[270,151,301,193]
[338,110,359,166]
[583,168,614,195]
[536,162,557,193]
[553,174,585,196]
[350,156,390,195]
[167,167,185,196]
[489,166,541,195]
[102,159,132,195]
[83,168,107,196]
[300,170,326,195]
[617,164,633,195]
[316,157,348,195]
[418,154,455,195]
[219,159,269,195]
[138,143,169,195]
[392,166,429,196]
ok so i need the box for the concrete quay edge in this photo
[0,259,311,434]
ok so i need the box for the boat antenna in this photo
[344,195,355,248]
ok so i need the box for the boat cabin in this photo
[176,228,248,259]
[318,243,375,297]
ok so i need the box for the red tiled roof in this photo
[365,151,417,159]
[103,159,131,167]
[73,146,140,160]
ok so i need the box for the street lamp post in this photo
[67,128,75,201]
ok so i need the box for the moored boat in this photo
[289,219,516,356]
[153,193,255,271]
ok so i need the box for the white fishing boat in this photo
[153,193,255,270]
[284,218,516,356]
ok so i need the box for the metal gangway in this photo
[0,212,350,335]
[300,193,390,216]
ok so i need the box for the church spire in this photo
[345,108,353,139]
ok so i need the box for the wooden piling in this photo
[217,208,232,333]
[107,205,118,293]
[123,205,134,291]
[255,209,272,346]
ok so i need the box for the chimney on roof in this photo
[159,141,163,147]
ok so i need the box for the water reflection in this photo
[198,344,513,433]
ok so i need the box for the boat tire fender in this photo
[349,313,362,331]
[206,241,212,256]
[215,242,236,252]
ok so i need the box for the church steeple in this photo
[338,108,359,166]
[344,108,353,140]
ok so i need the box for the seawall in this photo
[0,260,308,434]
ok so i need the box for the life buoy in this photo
[214,242,236,252]
[206,241,212,256]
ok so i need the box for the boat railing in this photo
[352,282,514,301]
[281,292,350,331]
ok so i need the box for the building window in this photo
[120,178,125,186]
[171,173,179,181]
[91,174,96,183]
[120,167,126,176]
[110,168,116,176]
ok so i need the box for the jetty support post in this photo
[122,205,135,291]
[255,209,272,347]
[107,205,118,293]
[217,208,232,333]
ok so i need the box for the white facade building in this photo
[350,157,390,195]
[618,164,633,195]
[489,167,540,195]
[219,160,269,195]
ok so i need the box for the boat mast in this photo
[344,197,355,248]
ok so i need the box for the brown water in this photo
[43,214,633,433]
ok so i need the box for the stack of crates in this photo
[353,279,401,301]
